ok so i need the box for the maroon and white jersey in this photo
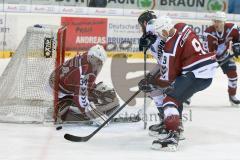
[55,53,97,108]
[157,23,217,84]
[203,23,240,60]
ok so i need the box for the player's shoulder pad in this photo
[203,25,218,40]
[204,25,215,33]
[225,23,239,35]
[225,22,236,29]
[174,23,187,32]
[178,24,194,47]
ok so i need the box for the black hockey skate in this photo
[149,120,185,140]
[229,95,240,106]
[148,113,167,138]
[148,121,167,138]
[151,131,180,152]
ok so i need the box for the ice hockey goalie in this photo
[49,44,119,125]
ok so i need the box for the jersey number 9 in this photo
[192,38,207,55]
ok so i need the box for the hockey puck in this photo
[56,126,62,130]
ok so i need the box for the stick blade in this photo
[64,133,89,142]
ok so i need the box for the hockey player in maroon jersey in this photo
[203,11,240,106]
[49,45,117,125]
[138,16,218,151]
[138,10,186,141]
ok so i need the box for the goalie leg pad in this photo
[56,95,88,122]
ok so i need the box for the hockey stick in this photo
[143,47,147,129]
[64,89,141,142]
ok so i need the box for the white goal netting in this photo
[0,25,66,123]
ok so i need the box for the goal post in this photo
[54,26,66,122]
[0,24,66,123]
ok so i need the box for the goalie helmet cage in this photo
[0,25,66,123]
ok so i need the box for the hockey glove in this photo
[138,78,156,93]
[232,43,240,58]
[139,32,157,51]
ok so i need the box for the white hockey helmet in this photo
[146,16,174,38]
[88,44,107,63]
[212,11,226,22]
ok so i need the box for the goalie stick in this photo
[56,115,141,131]
[56,111,141,129]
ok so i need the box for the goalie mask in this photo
[88,44,107,63]
[88,45,107,74]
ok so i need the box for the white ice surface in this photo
[0,58,240,160]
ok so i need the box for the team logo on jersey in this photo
[137,0,156,9]
[207,0,227,12]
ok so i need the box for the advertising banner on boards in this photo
[107,17,141,52]
[60,16,218,53]
[0,0,231,16]
[90,0,228,12]
[61,17,107,51]
[157,0,228,12]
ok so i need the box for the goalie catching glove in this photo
[89,82,119,114]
